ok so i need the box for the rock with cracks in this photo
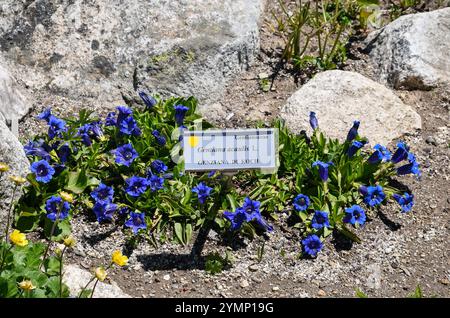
[280,70,422,145]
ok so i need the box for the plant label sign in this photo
[183,128,278,173]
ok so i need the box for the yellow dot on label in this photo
[188,136,199,147]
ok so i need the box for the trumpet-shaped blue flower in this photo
[105,112,117,126]
[391,142,409,164]
[45,196,71,222]
[148,174,164,192]
[57,143,71,163]
[91,183,114,204]
[119,116,141,136]
[397,153,421,177]
[312,161,334,182]
[363,185,385,207]
[111,143,138,167]
[93,202,117,222]
[139,91,157,109]
[116,106,133,122]
[48,116,66,139]
[293,194,310,211]
[302,234,323,257]
[31,159,55,183]
[125,176,149,197]
[125,212,147,234]
[151,160,168,174]
[347,140,365,157]
[346,120,360,142]
[392,193,414,213]
[309,112,318,130]
[24,140,51,161]
[223,209,247,231]
[37,108,52,122]
[311,210,330,229]
[192,182,213,204]
[174,105,189,126]
[343,205,366,226]
[152,129,167,146]
[368,144,392,164]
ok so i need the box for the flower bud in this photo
[95,267,107,282]
[0,162,10,172]
[9,176,27,185]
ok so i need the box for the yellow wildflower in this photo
[60,191,74,203]
[95,267,107,282]
[18,280,36,291]
[63,235,76,248]
[112,250,128,267]
[9,176,26,185]
[0,162,9,172]
[9,230,28,247]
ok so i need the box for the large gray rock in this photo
[280,70,422,145]
[0,119,29,229]
[0,0,264,116]
[0,58,29,121]
[63,264,131,298]
[366,8,450,90]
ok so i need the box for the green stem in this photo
[59,247,66,298]
[4,184,18,243]
[0,245,13,272]
[90,279,99,299]
[40,209,61,270]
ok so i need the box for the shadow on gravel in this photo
[136,253,205,271]
[377,210,402,231]
[331,230,354,251]
[83,225,120,246]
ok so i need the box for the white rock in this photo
[63,264,131,298]
[0,60,29,121]
[0,120,29,228]
[240,279,249,288]
[280,70,422,145]
[366,8,450,89]
[163,274,171,281]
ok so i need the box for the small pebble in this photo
[240,280,249,288]
[317,290,326,297]
[272,286,280,292]
[163,274,170,281]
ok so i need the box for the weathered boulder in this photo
[280,70,422,145]
[365,8,450,90]
[0,0,265,116]
[63,264,131,298]
[0,58,29,121]
[0,119,29,229]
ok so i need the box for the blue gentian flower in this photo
[311,210,330,229]
[192,182,213,204]
[343,205,366,226]
[125,176,149,197]
[77,124,93,146]
[111,143,138,167]
[48,116,66,139]
[309,112,319,130]
[148,174,164,192]
[302,234,323,257]
[223,209,247,231]
[37,108,52,122]
[118,207,130,216]
[24,140,51,161]
[57,143,71,163]
[241,197,261,220]
[251,212,274,232]
[208,171,217,178]
[91,183,114,204]
[151,129,167,146]
[31,160,55,183]
[45,196,71,222]
[397,153,421,177]
[347,140,365,157]
[346,120,360,142]
[151,160,168,174]
[119,116,141,136]
[139,91,157,109]
[93,202,117,222]
[125,212,147,234]
[174,105,189,126]
[363,185,386,207]
[105,112,117,126]
[392,193,414,213]
[391,142,409,164]
[312,161,334,182]
[178,125,187,142]
[367,144,392,164]
[293,194,310,211]
[116,106,133,122]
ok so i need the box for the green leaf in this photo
[174,223,184,245]
[44,257,61,276]
[408,285,423,298]
[337,224,362,243]
[15,211,40,232]
[65,170,99,194]
[355,288,368,298]
[226,194,238,211]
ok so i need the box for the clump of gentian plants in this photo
[14,92,419,261]
[247,112,420,257]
